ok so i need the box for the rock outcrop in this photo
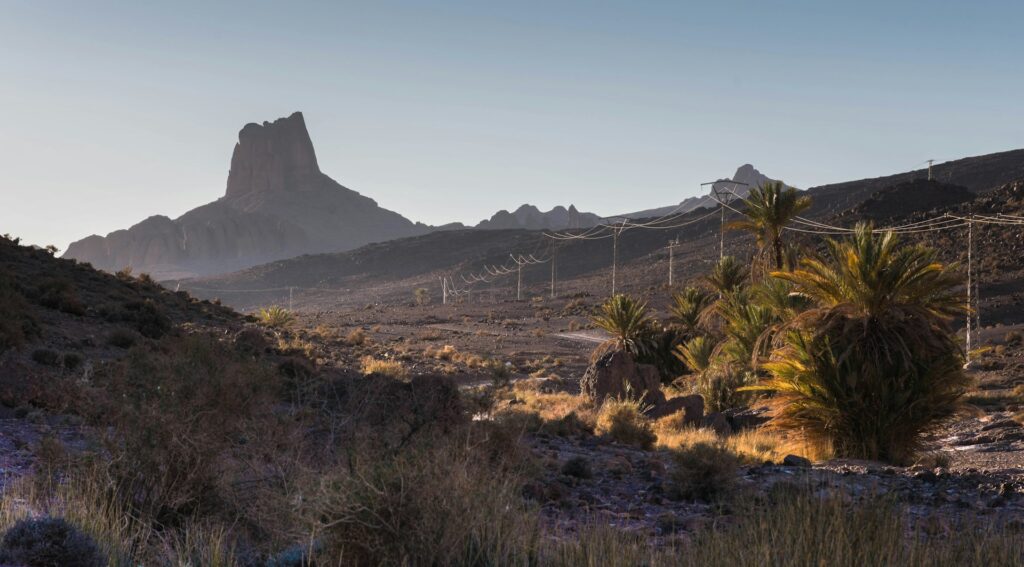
[64,112,427,279]
[581,350,665,407]
[619,164,794,220]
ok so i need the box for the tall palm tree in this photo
[755,224,967,463]
[728,181,811,272]
[704,256,749,296]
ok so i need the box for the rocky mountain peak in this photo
[225,111,321,199]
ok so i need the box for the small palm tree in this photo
[755,224,967,463]
[728,181,811,272]
[257,305,295,329]
[675,335,716,375]
[669,287,714,336]
[591,294,654,357]
[704,256,749,296]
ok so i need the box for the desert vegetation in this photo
[0,180,1018,566]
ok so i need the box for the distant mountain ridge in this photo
[65,112,430,280]
[475,204,602,231]
[620,164,794,219]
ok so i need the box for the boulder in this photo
[722,406,771,431]
[701,412,733,436]
[647,394,704,425]
[782,454,811,468]
[580,350,665,406]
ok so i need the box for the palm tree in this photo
[754,224,967,463]
[674,335,716,375]
[591,294,655,357]
[704,256,749,296]
[669,287,714,336]
[728,181,811,272]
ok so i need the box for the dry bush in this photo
[665,441,739,501]
[311,432,537,566]
[0,274,38,352]
[345,328,366,346]
[595,396,655,449]
[35,277,85,316]
[360,356,408,379]
[83,334,281,525]
[653,420,793,464]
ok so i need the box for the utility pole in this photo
[927,159,935,181]
[550,246,557,299]
[703,180,748,260]
[288,286,294,311]
[516,261,522,301]
[440,277,448,305]
[966,215,973,358]
[611,222,625,295]
[667,238,678,287]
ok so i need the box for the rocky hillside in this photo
[63,112,429,280]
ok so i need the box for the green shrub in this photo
[0,516,104,567]
[666,442,739,501]
[257,305,294,329]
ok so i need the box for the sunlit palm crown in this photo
[773,224,964,319]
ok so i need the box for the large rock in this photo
[580,350,665,407]
[647,394,704,424]
[64,112,427,279]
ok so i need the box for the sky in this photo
[2,1,1023,250]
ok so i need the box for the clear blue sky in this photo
[2,0,1022,249]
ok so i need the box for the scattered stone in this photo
[782,454,811,468]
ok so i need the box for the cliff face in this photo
[64,112,425,280]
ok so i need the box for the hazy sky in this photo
[2,1,1023,250]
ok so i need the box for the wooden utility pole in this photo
[516,261,522,301]
[703,180,747,260]
[668,238,678,287]
[550,247,557,299]
[611,223,623,295]
[966,215,973,357]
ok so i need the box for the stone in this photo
[701,412,733,436]
[782,454,811,468]
[580,350,665,407]
[647,394,704,424]
[723,406,771,430]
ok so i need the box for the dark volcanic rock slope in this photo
[64,112,427,280]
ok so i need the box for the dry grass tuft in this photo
[360,356,408,379]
